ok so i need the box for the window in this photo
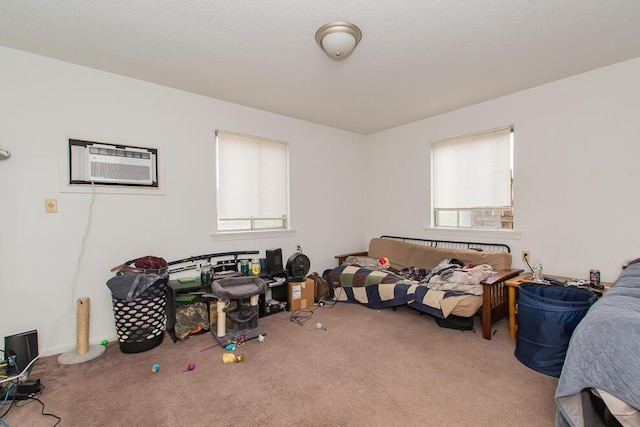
[216,130,289,232]
[431,126,513,230]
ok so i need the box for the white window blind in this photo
[216,130,289,231]
[432,126,512,210]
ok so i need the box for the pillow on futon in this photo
[344,256,385,269]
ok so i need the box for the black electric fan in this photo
[286,253,310,281]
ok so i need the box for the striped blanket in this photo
[325,265,476,318]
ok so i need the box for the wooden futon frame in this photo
[335,235,524,340]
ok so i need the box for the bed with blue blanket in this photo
[555,259,640,427]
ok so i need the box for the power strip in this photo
[6,378,41,400]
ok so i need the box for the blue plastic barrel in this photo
[514,283,596,377]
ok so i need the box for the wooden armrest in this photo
[335,251,368,265]
[481,268,524,340]
[482,268,525,286]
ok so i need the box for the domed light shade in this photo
[315,22,362,61]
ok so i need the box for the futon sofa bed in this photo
[325,236,523,340]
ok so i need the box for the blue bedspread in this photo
[555,261,640,426]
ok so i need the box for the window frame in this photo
[430,126,515,233]
[212,130,293,240]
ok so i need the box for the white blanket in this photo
[425,264,494,296]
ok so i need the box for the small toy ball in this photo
[151,364,160,373]
[315,322,323,329]
[378,257,390,268]
[100,339,108,346]
[183,362,196,372]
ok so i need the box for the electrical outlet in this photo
[522,250,530,262]
[45,198,58,213]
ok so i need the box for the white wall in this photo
[3,45,639,356]
[365,57,640,284]
[0,47,366,355]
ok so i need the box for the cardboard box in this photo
[288,279,315,311]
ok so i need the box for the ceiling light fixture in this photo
[315,22,362,61]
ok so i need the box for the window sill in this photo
[211,229,296,241]
[423,227,521,241]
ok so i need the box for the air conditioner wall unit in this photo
[69,139,158,187]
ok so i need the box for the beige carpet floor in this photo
[4,303,558,426]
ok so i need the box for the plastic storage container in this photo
[110,276,169,353]
[515,283,596,377]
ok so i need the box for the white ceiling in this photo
[1,1,640,135]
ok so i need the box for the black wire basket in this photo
[111,277,168,353]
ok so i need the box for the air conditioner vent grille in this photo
[88,146,151,159]
[90,162,151,183]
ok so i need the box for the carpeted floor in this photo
[3,303,558,426]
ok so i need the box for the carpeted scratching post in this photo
[58,297,106,365]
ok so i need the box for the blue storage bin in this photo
[514,283,596,377]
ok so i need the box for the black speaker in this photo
[266,248,284,274]
[4,330,38,376]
